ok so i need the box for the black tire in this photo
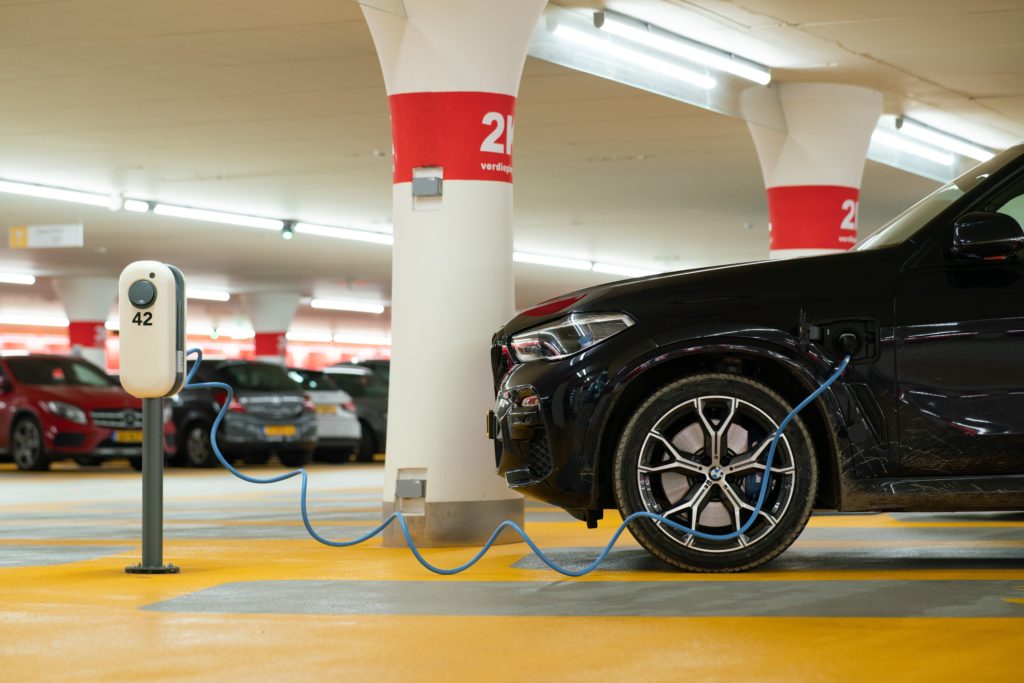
[128,458,143,471]
[12,417,49,471]
[278,450,312,468]
[182,421,217,468]
[355,422,377,462]
[613,373,817,573]
[74,455,102,467]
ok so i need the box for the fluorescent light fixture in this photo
[0,350,30,356]
[187,288,231,302]
[286,330,334,344]
[184,324,254,339]
[105,320,119,332]
[593,262,658,277]
[552,25,716,90]
[0,179,110,207]
[123,199,151,213]
[0,272,36,285]
[514,251,594,271]
[333,333,392,346]
[153,203,284,231]
[295,222,395,245]
[599,12,770,85]
[0,314,69,327]
[897,118,996,162]
[310,299,386,314]
[871,130,955,166]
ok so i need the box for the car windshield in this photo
[219,363,297,391]
[286,370,339,392]
[8,357,114,386]
[856,147,1023,250]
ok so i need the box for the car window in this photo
[219,363,297,391]
[857,149,1023,250]
[8,357,113,386]
[997,195,1024,228]
[286,370,339,392]
[364,373,388,397]
[985,177,1024,230]
[329,372,368,397]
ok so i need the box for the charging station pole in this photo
[125,397,178,574]
[119,260,186,576]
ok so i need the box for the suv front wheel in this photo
[613,373,817,572]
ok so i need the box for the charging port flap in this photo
[810,317,879,362]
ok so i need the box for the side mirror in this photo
[950,211,1024,259]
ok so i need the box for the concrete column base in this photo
[381,498,524,548]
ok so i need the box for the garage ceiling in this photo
[0,0,1018,330]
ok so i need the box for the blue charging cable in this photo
[185,349,850,576]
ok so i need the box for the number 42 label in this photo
[132,312,153,326]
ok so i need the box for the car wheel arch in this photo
[10,409,44,440]
[589,343,844,513]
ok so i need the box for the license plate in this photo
[315,405,337,415]
[113,429,143,443]
[264,424,297,437]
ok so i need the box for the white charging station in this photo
[118,260,186,575]
[118,260,186,399]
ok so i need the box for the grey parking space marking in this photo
[511,546,1024,572]
[143,579,1024,618]
[0,544,132,567]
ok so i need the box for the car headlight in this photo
[46,401,88,425]
[510,312,635,362]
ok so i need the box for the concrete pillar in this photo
[53,277,116,370]
[743,83,882,258]
[363,0,546,546]
[242,292,300,365]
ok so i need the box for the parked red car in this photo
[0,354,174,471]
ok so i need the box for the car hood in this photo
[24,384,141,410]
[499,248,898,339]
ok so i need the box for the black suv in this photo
[489,144,1024,572]
[171,360,317,467]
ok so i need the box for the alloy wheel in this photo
[186,425,214,467]
[635,395,796,554]
[12,420,44,470]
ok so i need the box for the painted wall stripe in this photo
[766,185,860,252]
[389,91,516,184]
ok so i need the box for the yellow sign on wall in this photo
[7,223,83,249]
[8,225,28,249]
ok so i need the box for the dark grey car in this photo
[325,363,387,461]
[171,360,318,467]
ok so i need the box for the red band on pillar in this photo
[68,321,106,348]
[766,185,860,251]
[389,91,516,184]
[254,332,286,356]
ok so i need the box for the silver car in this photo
[287,368,362,462]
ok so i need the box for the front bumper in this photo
[218,413,318,452]
[487,324,658,512]
[44,420,176,458]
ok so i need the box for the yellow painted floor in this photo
[0,461,1022,682]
